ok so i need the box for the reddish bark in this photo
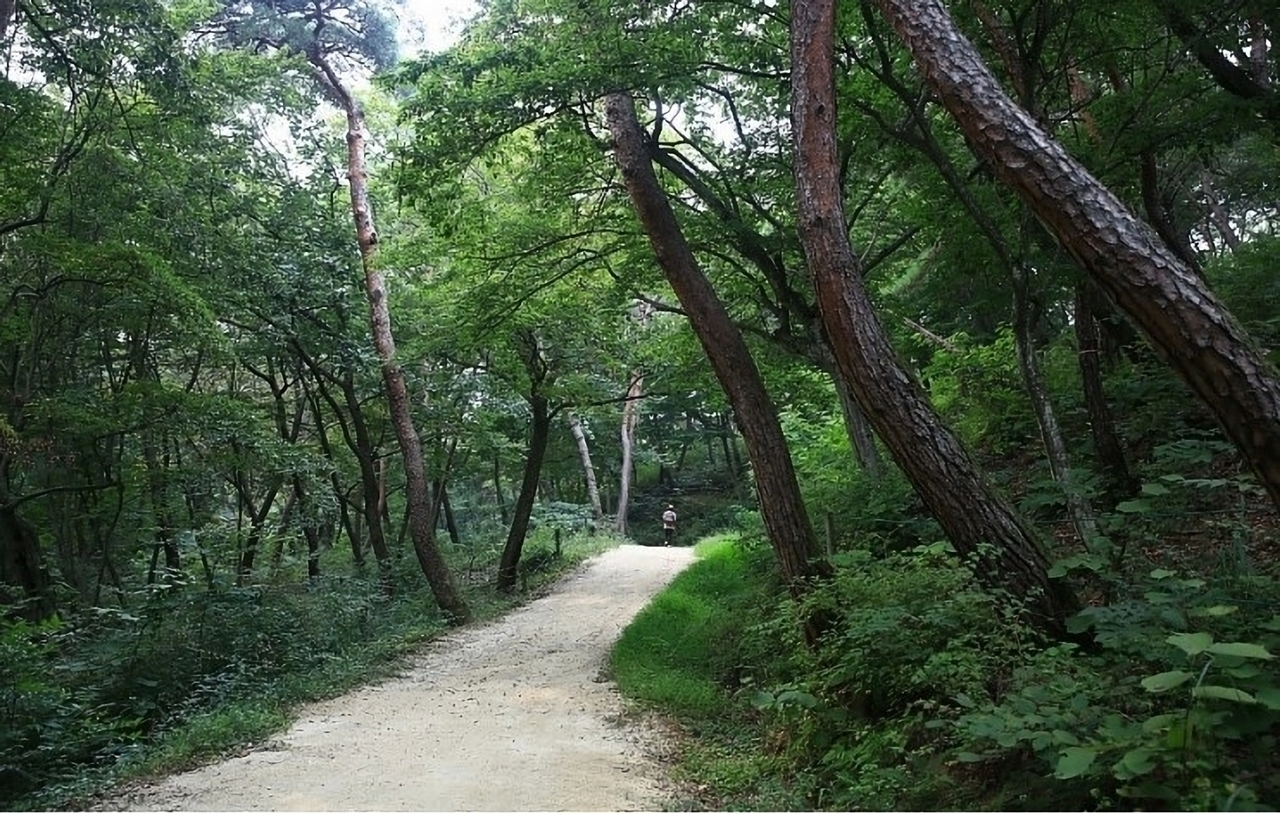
[791,0,1076,634]
[604,91,829,593]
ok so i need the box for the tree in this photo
[791,0,1077,633]
[605,91,830,595]
[207,0,470,620]
[872,0,1280,513]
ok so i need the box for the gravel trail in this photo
[104,544,696,812]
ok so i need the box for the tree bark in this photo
[614,368,643,535]
[0,503,55,621]
[440,485,461,547]
[605,91,829,593]
[875,0,1280,514]
[1012,257,1098,547]
[497,330,554,591]
[791,0,1075,634]
[831,364,882,479]
[1074,282,1139,506]
[310,52,469,623]
[497,391,552,592]
[567,411,604,523]
[493,454,508,525]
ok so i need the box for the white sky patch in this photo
[396,0,478,57]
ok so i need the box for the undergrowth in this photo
[614,530,1280,811]
[0,530,618,810]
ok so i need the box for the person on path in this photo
[661,504,677,546]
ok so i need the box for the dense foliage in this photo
[2,0,1278,808]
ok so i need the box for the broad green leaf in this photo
[1205,642,1274,660]
[1141,482,1171,496]
[1116,499,1151,513]
[1255,687,1280,710]
[1055,746,1098,779]
[1166,632,1214,656]
[1192,685,1257,703]
[1141,670,1194,693]
[1191,604,1239,617]
[1149,568,1176,580]
[1118,748,1157,776]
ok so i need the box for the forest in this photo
[1,0,1279,809]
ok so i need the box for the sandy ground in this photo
[102,544,696,812]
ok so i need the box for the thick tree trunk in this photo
[497,393,551,592]
[875,0,1280,513]
[1074,282,1139,506]
[566,412,604,523]
[614,369,643,535]
[0,503,55,621]
[312,55,469,623]
[791,0,1075,634]
[605,92,829,593]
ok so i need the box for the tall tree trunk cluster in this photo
[789,0,1076,634]
[604,92,832,598]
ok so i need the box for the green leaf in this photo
[1191,604,1239,617]
[1167,632,1214,656]
[1205,642,1274,660]
[1116,499,1151,513]
[1255,687,1280,710]
[1149,568,1176,580]
[1142,670,1194,693]
[1055,746,1098,779]
[1118,748,1158,776]
[1141,482,1171,496]
[1192,685,1257,703]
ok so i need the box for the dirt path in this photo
[104,544,696,812]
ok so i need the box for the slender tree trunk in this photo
[142,434,181,580]
[567,412,604,523]
[831,366,882,478]
[875,0,1280,513]
[493,454,508,525]
[0,0,15,43]
[441,485,461,548]
[1200,168,1243,251]
[1074,282,1139,506]
[302,377,363,567]
[497,393,552,592]
[605,91,829,595]
[791,0,1075,634]
[234,477,281,586]
[615,303,648,535]
[311,54,469,623]
[338,375,394,585]
[1012,257,1098,547]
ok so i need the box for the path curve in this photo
[105,544,696,812]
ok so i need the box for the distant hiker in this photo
[661,504,677,546]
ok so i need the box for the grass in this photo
[611,533,753,716]
[609,532,810,810]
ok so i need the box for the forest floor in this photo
[98,544,696,812]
